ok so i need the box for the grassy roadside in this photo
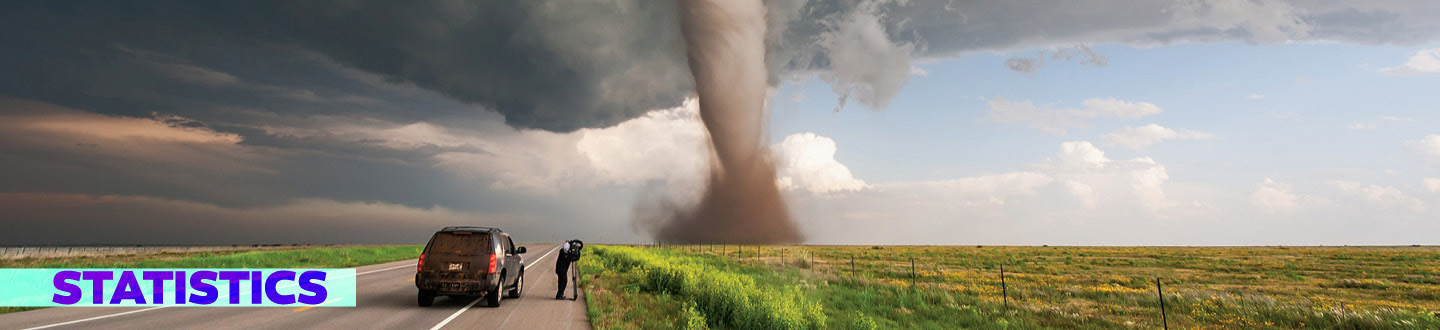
[0,245,422,315]
[581,245,827,330]
[583,245,1440,330]
[580,245,1045,330]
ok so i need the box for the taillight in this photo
[417,253,425,272]
[487,253,497,274]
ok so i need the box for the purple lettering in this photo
[51,271,82,305]
[174,271,187,304]
[81,271,112,304]
[110,271,145,304]
[265,271,296,305]
[189,271,218,305]
[297,271,327,305]
[142,271,173,304]
[250,271,262,304]
[218,271,248,304]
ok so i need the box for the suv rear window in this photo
[427,233,493,255]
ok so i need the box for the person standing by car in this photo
[555,239,583,299]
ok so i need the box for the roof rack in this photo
[440,226,502,233]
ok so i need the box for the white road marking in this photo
[19,306,169,330]
[20,259,418,330]
[431,244,562,330]
[526,244,563,271]
[356,263,414,276]
[425,297,482,330]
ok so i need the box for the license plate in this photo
[448,263,463,271]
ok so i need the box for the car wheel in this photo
[417,290,435,307]
[485,286,502,307]
[507,270,524,299]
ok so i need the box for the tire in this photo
[417,290,435,307]
[507,270,524,299]
[485,286,502,307]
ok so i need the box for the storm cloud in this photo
[6,1,1440,130]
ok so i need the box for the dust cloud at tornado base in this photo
[637,0,803,244]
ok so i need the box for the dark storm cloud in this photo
[0,0,692,132]
[0,98,542,213]
[0,97,640,245]
[760,0,1440,108]
[4,1,1440,130]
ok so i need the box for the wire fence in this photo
[640,243,1440,329]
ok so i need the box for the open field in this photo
[582,245,1440,330]
[0,245,422,315]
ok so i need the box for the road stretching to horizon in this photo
[0,244,592,330]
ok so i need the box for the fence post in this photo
[781,248,786,266]
[1000,265,1008,309]
[1157,278,1168,330]
[910,257,916,288]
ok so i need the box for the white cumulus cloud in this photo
[1064,180,1098,209]
[1330,180,1427,213]
[1103,124,1215,149]
[1425,178,1440,193]
[1408,134,1440,165]
[578,100,708,187]
[1382,48,1440,75]
[1083,98,1164,119]
[1128,157,1173,211]
[428,100,710,194]
[1051,141,1174,211]
[772,133,868,194]
[1057,141,1113,169]
[1250,178,1299,213]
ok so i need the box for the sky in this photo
[1,0,1438,246]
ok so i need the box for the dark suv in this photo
[415,226,526,307]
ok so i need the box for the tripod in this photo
[568,262,578,301]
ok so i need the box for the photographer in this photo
[554,239,583,300]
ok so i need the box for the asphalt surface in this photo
[0,244,591,330]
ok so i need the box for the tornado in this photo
[651,0,801,244]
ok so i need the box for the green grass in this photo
[582,246,826,330]
[581,250,703,330]
[0,245,422,315]
[585,245,1440,330]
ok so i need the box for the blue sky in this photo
[774,42,1440,186]
[760,42,1439,245]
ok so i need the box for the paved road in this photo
[0,244,591,330]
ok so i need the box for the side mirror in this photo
[515,246,527,254]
